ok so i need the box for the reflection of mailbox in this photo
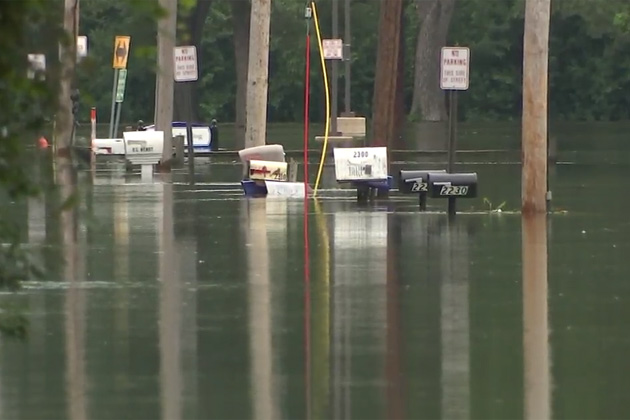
[427,172,478,199]
[398,170,446,194]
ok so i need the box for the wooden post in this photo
[244,0,272,148]
[155,0,177,166]
[53,0,78,161]
[522,0,551,214]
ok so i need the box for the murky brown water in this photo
[1,123,629,419]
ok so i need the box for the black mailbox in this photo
[398,170,446,194]
[427,172,478,199]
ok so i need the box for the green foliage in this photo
[74,0,630,124]
[0,0,61,338]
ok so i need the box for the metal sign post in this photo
[109,36,130,138]
[113,69,128,137]
[174,45,199,184]
[440,46,470,215]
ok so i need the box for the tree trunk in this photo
[410,0,456,122]
[54,0,78,158]
[393,4,406,148]
[173,0,213,122]
[371,0,405,148]
[245,0,272,148]
[522,0,551,214]
[232,0,251,150]
[155,0,177,163]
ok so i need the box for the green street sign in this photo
[115,69,128,103]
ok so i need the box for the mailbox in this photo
[248,160,288,181]
[427,172,478,199]
[398,170,446,194]
[123,130,164,166]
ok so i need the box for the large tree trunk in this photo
[232,0,251,150]
[244,0,271,148]
[371,0,405,148]
[173,0,213,122]
[410,0,456,122]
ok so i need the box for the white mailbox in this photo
[93,138,125,155]
[123,130,164,166]
[333,147,388,182]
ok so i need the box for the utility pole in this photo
[343,0,352,115]
[331,0,339,134]
[155,0,177,165]
[522,0,551,214]
[245,0,272,148]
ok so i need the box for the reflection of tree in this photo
[440,219,470,420]
[386,214,405,419]
[158,181,183,420]
[245,199,278,420]
[310,200,330,419]
[522,214,550,420]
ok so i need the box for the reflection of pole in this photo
[158,181,183,420]
[246,200,277,420]
[311,201,330,420]
[440,220,470,420]
[386,214,404,419]
[113,187,130,366]
[522,214,550,420]
[62,173,86,420]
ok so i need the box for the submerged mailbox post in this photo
[398,169,447,210]
[426,172,478,216]
[333,147,392,201]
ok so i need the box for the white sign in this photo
[265,181,307,198]
[77,36,88,59]
[172,126,211,148]
[27,54,46,80]
[174,46,198,82]
[323,39,343,60]
[333,147,388,181]
[440,47,470,90]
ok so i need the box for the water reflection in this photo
[440,219,471,420]
[522,214,551,420]
[332,210,389,419]
[243,198,279,420]
[158,179,184,420]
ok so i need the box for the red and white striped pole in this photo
[90,107,96,151]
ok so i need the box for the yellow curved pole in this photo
[311,1,330,197]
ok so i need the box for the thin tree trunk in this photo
[173,0,213,122]
[394,4,406,148]
[371,0,405,148]
[245,0,272,148]
[522,0,551,214]
[155,0,177,164]
[54,0,78,163]
[410,0,456,122]
[232,0,251,150]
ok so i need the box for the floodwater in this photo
[1,123,630,420]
